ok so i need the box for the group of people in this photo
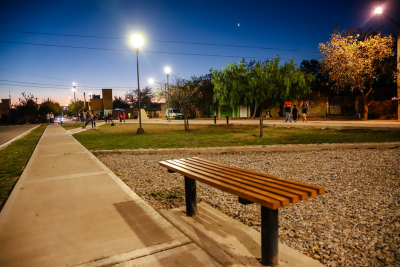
[284,100,309,123]
[46,112,55,125]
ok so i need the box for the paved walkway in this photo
[0,124,221,267]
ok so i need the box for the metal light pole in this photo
[164,67,171,121]
[72,82,77,123]
[374,7,400,121]
[131,35,145,134]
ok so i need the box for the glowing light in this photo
[72,82,77,87]
[148,78,154,85]
[72,88,76,92]
[131,35,144,49]
[164,67,171,75]
[374,7,382,14]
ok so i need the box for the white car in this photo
[71,116,78,121]
[166,108,184,120]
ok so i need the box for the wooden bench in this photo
[159,157,324,266]
[210,115,230,124]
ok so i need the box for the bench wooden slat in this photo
[172,159,304,203]
[180,158,310,201]
[159,161,282,209]
[189,157,324,195]
[186,158,319,197]
[167,159,294,204]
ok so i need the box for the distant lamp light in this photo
[374,7,382,14]
[164,67,171,76]
[148,78,154,85]
[72,82,77,87]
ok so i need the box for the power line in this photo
[0,40,283,59]
[0,29,318,53]
[0,79,136,89]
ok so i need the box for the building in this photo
[0,98,11,122]
[88,89,113,116]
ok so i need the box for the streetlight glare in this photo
[72,82,77,87]
[374,7,382,14]
[72,88,76,92]
[164,67,171,75]
[131,35,144,49]
[148,78,154,85]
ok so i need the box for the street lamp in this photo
[374,7,400,121]
[164,67,171,121]
[72,82,77,123]
[131,34,145,134]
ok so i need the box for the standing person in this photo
[50,112,54,124]
[300,100,309,122]
[82,111,94,129]
[283,101,292,123]
[292,105,299,122]
[122,111,126,122]
[46,113,50,125]
[118,112,122,123]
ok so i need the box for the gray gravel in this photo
[97,148,400,267]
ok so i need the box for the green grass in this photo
[0,124,46,211]
[61,123,85,130]
[72,123,400,151]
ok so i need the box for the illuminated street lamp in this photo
[374,7,400,121]
[164,67,171,121]
[72,82,77,123]
[131,34,145,134]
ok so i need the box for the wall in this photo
[102,89,113,109]
[89,99,103,110]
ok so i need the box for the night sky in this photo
[0,0,399,106]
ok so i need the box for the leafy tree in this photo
[39,100,62,121]
[190,73,215,118]
[67,100,84,116]
[213,57,313,118]
[125,87,154,109]
[299,59,330,94]
[319,29,395,120]
[17,92,38,123]
[113,96,130,109]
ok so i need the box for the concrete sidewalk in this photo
[0,124,221,267]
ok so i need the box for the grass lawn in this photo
[61,122,85,130]
[0,124,46,211]
[72,123,400,150]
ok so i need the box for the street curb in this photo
[92,141,400,155]
[0,124,41,151]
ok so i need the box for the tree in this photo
[319,29,395,120]
[190,73,215,118]
[113,96,130,109]
[39,100,62,122]
[299,59,330,94]
[212,57,313,119]
[125,87,154,109]
[67,100,84,116]
[17,92,38,124]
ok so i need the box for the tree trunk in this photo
[251,106,257,119]
[362,94,368,120]
[184,112,190,131]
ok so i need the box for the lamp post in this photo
[72,82,77,123]
[131,34,145,134]
[164,67,171,121]
[374,7,400,121]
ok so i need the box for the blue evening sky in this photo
[0,0,399,105]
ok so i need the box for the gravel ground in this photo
[97,148,400,267]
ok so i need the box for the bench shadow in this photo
[113,200,174,247]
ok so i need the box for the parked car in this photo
[166,108,184,120]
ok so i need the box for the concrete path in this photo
[0,124,39,148]
[0,124,221,267]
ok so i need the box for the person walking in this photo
[300,100,309,122]
[46,113,50,125]
[50,112,54,124]
[292,104,299,122]
[284,101,292,123]
[122,111,126,122]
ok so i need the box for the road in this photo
[0,125,39,146]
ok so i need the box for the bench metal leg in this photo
[214,116,216,124]
[184,176,197,217]
[261,206,278,266]
[226,116,229,124]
